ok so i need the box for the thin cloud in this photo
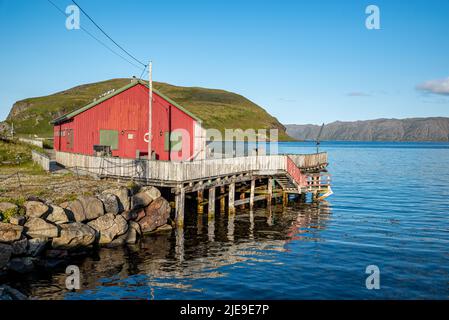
[416,77,449,95]
[347,91,371,97]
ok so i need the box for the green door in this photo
[100,130,119,150]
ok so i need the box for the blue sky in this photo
[1,0,449,124]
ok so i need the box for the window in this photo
[100,130,119,150]
[164,131,183,152]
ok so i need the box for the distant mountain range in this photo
[285,117,449,142]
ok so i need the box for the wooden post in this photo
[175,187,185,227]
[239,191,246,209]
[208,187,216,216]
[283,192,288,207]
[249,178,255,209]
[229,182,235,214]
[267,178,273,207]
[197,190,204,214]
[208,213,215,242]
[220,186,226,213]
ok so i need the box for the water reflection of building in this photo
[22,203,331,299]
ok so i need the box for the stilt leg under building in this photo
[175,187,185,227]
[208,187,216,216]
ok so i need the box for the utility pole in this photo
[148,61,153,159]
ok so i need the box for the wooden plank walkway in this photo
[55,151,331,226]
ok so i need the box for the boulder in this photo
[0,285,27,300]
[7,257,35,273]
[24,201,50,218]
[11,237,28,255]
[120,210,138,221]
[26,238,48,257]
[87,213,128,244]
[102,187,130,212]
[0,223,23,243]
[9,215,25,226]
[138,197,171,233]
[67,196,104,222]
[117,221,141,244]
[24,218,59,239]
[0,202,18,215]
[154,224,173,233]
[140,186,161,201]
[134,209,146,221]
[45,249,68,259]
[52,223,97,249]
[131,192,153,210]
[0,243,12,269]
[97,193,120,214]
[46,205,69,225]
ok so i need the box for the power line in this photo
[46,0,143,71]
[72,0,147,68]
[139,64,148,80]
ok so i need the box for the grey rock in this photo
[154,224,173,233]
[131,192,153,210]
[120,210,138,221]
[67,196,104,222]
[87,213,128,244]
[26,238,48,257]
[0,222,23,243]
[11,237,28,255]
[98,193,120,214]
[52,223,96,249]
[140,186,161,201]
[7,257,35,273]
[118,221,141,244]
[24,201,50,218]
[24,218,59,239]
[102,187,130,212]
[9,215,25,226]
[0,243,12,269]
[0,202,18,214]
[46,205,69,225]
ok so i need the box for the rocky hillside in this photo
[285,117,449,142]
[2,78,291,140]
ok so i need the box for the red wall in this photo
[54,83,195,161]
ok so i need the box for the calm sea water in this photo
[6,141,449,299]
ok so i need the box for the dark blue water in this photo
[12,142,449,299]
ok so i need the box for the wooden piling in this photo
[220,186,226,213]
[197,190,204,214]
[208,187,216,216]
[283,191,288,207]
[175,187,185,227]
[267,178,273,207]
[250,178,255,209]
[229,182,235,214]
[239,192,246,209]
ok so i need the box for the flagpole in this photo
[148,61,153,159]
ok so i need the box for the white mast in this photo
[148,61,153,159]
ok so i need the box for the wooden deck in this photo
[55,151,331,226]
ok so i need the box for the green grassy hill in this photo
[3,78,292,140]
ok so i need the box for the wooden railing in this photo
[286,156,307,187]
[55,151,327,184]
[287,152,328,169]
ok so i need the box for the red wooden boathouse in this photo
[52,79,206,161]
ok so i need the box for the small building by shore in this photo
[52,79,206,161]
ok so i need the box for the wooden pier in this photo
[55,151,331,226]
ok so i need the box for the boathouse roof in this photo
[52,79,202,125]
